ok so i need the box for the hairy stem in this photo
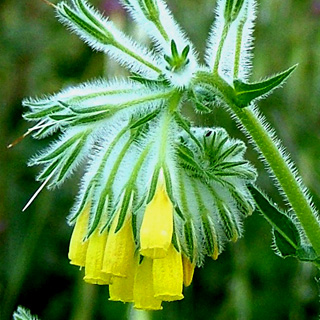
[194,72,320,256]
[229,105,320,255]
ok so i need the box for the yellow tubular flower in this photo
[68,204,90,267]
[140,183,173,259]
[133,257,162,310]
[153,245,184,301]
[102,211,135,277]
[83,227,112,285]
[108,255,138,303]
[182,255,195,287]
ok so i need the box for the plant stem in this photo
[194,72,320,256]
[228,104,320,255]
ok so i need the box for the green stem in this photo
[213,23,230,75]
[228,105,320,255]
[193,72,320,256]
[233,15,247,79]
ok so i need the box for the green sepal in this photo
[171,40,179,59]
[172,221,181,253]
[173,113,203,150]
[67,183,94,225]
[191,98,212,114]
[32,125,54,139]
[132,209,138,241]
[130,109,160,129]
[230,187,255,217]
[233,65,297,108]
[162,164,174,207]
[87,191,109,239]
[215,142,245,163]
[217,202,239,242]
[176,144,205,178]
[36,133,82,163]
[182,45,190,60]
[54,138,86,184]
[146,166,160,204]
[184,219,195,263]
[115,190,132,233]
[201,214,217,256]
[23,105,61,120]
[188,88,214,114]
[174,205,186,221]
[37,158,60,181]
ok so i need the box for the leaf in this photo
[273,230,297,258]
[233,65,297,108]
[297,245,320,262]
[250,186,301,254]
[58,3,114,45]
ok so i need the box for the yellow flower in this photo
[153,245,184,301]
[182,255,195,287]
[133,257,163,310]
[140,180,173,259]
[68,204,90,267]
[83,227,112,285]
[102,211,135,277]
[108,255,137,303]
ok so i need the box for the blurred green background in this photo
[1,0,320,319]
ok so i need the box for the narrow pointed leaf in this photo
[250,186,301,255]
[234,65,297,108]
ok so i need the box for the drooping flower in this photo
[140,173,173,259]
[22,0,261,311]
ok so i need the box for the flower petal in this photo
[68,204,90,267]
[102,211,135,277]
[109,255,138,303]
[140,184,173,259]
[153,245,184,301]
[182,255,195,287]
[133,257,162,311]
[83,228,111,285]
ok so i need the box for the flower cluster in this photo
[22,0,263,311]
[67,127,256,310]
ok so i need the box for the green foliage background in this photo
[1,0,320,319]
